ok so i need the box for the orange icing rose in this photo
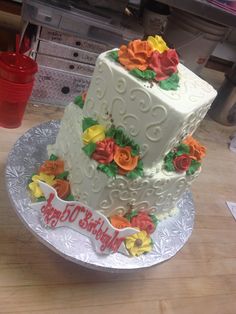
[114,146,138,172]
[183,136,206,161]
[118,39,153,71]
[39,159,64,176]
[110,215,131,229]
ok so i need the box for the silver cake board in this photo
[5,120,195,272]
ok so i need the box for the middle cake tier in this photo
[48,102,199,218]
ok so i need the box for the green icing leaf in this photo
[65,194,75,201]
[74,95,84,109]
[82,142,96,157]
[130,68,156,81]
[165,151,175,160]
[36,196,46,202]
[176,143,190,156]
[149,214,159,228]
[49,154,58,161]
[186,159,201,175]
[107,128,124,145]
[131,144,140,156]
[106,127,140,154]
[105,127,116,138]
[126,170,139,180]
[82,117,99,132]
[125,210,138,221]
[97,162,118,178]
[159,72,180,91]
[164,151,176,172]
[137,159,144,170]
[109,50,119,62]
[56,171,69,180]
[126,160,144,179]
[164,159,175,172]
[114,130,128,146]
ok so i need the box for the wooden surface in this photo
[1,103,236,314]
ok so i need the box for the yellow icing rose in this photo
[147,35,169,53]
[82,124,106,145]
[28,172,56,198]
[125,230,152,256]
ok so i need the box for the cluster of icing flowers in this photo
[109,210,158,256]
[28,154,74,201]
[109,35,179,91]
[164,135,206,175]
[81,117,144,179]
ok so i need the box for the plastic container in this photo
[163,9,228,74]
[0,51,38,128]
[0,78,34,128]
[0,52,37,83]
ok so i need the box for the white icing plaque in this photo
[31,182,138,255]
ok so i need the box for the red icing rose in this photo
[131,212,156,234]
[92,138,115,164]
[173,154,191,172]
[148,49,179,81]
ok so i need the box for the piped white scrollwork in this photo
[83,97,96,116]
[133,201,150,211]
[128,179,149,191]
[111,97,127,116]
[130,88,152,113]
[151,105,168,123]
[145,124,162,142]
[115,78,127,94]
[80,192,89,204]
[107,177,127,189]
[100,100,110,120]
[119,190,137,201]
[153,178,170,193]
[95,77,107,100]
[99,189,122,209]
[117,114,140,137]
[145,105,168,142]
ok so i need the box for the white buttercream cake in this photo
[48,36,217,221]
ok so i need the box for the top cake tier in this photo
[83,49,217,168]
